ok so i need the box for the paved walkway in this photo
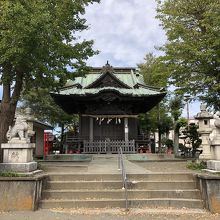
[39,155,196,174]
[1,208,220,220]
[87,155,149,174]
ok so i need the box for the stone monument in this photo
[195,103,213,160]
[207,112,220,171]
[0,109,37,172]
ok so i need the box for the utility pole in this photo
[184,95,190,130]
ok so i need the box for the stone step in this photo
[39,198,204,209]
[48,173,195,181]
[46,180,197,190]
[41,166,88,173]
[45,154,93,162]
[42,189,201,200]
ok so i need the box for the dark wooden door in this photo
[93,118,124,140]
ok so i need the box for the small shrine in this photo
[51,62,166,153]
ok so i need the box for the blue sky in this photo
[0,0,200,117]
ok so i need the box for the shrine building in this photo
[51,62,166,154]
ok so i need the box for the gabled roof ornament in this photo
[100,61,114,74]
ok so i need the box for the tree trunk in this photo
[60,123,65,154]
[0,102,16,162]
[0,71,24,162]
[158,129,162,153]
[173,121,179,157]
[157,104,162,153]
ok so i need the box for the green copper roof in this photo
[59,86,162,97]
[56,64,165,97]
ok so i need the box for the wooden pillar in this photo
[124,117,129,142]
[89,117,93,142]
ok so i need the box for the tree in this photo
[156,0,220,111]
[139,106,173,137]
[182,123,202,158]
[20,88,76,126]
[138,53,173,152]
[169,96,185,156]
[20,88,79,153]
[0,0,99,158]
[138,53,169,88]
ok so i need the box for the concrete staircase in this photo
[39,173,204,209]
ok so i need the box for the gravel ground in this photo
[0,208,220,220]
[133,161,197,173]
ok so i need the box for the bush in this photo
[164,139,174,149]
[0,172,27,177]
[186,161,207,170]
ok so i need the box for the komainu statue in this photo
[6,114,35,143]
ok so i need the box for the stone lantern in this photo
[194,103,213,160]
[207,112,220,171]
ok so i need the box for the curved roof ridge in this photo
[130,69,138,87]
[136,83,165,92]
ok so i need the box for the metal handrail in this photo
[118,147,128,210]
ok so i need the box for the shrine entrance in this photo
[51,63,166,154]
[93,117,124,141]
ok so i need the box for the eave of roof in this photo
[57,86,165,97]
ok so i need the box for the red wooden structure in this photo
[44,132,54,157]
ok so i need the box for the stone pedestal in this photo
[207,160,220,171]
[211,144,220,160]
[199,131,213,160]
[0,143,37,172]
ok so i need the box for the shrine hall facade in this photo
[51,63,166,153]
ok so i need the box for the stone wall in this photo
[0,174,47,211]
[197,174,220,213]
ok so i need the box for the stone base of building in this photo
[207,160,220,171]
[211,145,220,160]
[0,161,37,172]
[199,153,212,160]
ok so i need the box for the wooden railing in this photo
[83,140,135,154]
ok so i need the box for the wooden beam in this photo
[89,117,93,142]
[81,114,138,118]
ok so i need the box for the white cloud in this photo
[81,0,166,67]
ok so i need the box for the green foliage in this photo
[138,53,170,88]
[20,88,78,127]
[138,53,173,136]
[187,161,207,170]
[182,123,202,157]
[138,104,173,135]
[164,139,174,149]
[156,0,220,111]
[169,96,184,122]
[0,172,27,177]
[179,143,185,151]
[0,0,99,89]
[177,118,187,127]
